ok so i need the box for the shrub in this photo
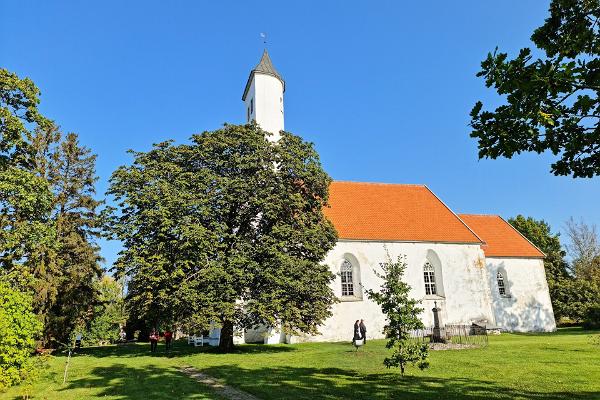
[0,282,43,389]
[582,303,600,330]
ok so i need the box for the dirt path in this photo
[180,366,260,400]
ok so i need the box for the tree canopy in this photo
[106,123,338,350]
[471,0,600,177]
[1,69,103,349]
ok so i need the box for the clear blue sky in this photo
[2,1,598,269]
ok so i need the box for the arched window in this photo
[341,259,355,297]
[497,271,506,296]
[423,262,437,295]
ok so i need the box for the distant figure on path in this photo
[149,329,159,352]
[75,332,82,348]
[352,320,361,344]
[359,319,367,344]
[164,329,173,350]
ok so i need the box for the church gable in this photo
[324,181,483,243]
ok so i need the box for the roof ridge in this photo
[422,186,484,245]
[458,213,501,218]
[333,180,426,187]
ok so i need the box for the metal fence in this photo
[408,324,488,347]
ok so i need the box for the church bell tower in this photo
[242,50,285,142]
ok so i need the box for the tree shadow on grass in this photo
[50,363,219,400]
[199,364,598,400]
[63,340,295,359]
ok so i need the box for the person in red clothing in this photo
[149,329,159,352]
[164,329,173,351]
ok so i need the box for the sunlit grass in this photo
[2,328,599,400]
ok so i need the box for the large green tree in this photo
[30,128,103,345]
[471,0,600,178]
[0,69,55,296]
[2,68,102,346]
[107,123,338,350]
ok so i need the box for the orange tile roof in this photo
[458,214,545,258]
[324,181,482,243]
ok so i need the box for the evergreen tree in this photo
[366,251,429,376]
[2,68,102,347]
[30,129,103,345]
[107,123,338,351]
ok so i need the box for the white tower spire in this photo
[242,50,285,142]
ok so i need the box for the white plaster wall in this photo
[292,240,495,343]
[486,258,556,332]
[243,73,284,141]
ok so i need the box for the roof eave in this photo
[241,71,286,101]
[336,237,484,245]
[485,255,546,259]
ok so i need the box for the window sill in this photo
[339,296,363,302]
[424,295,445,301]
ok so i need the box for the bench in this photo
[188,335,210,347]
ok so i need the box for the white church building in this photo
[229,50,556,345]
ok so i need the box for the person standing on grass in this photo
[164,329,173,351]
[149,329,159,352]
[75,332,83,348]
[352,320,361,344]
[359,319,367,344]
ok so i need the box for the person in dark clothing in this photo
[164,329,173,351]
[149,329,159,352]
[352,320,361,344]
[359,319,367,344]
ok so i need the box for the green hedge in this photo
[0,282,42,389]
[583,303,600,330]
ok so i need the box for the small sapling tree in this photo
[366,250,429,376]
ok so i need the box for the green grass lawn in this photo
[2,328,599,400]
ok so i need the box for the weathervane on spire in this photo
[260,32,267,45]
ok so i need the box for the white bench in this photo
[188,335,210,347]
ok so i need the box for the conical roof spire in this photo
[242,49,285,100]
[254,50,284,81]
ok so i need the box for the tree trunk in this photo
[219,320,235,352]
